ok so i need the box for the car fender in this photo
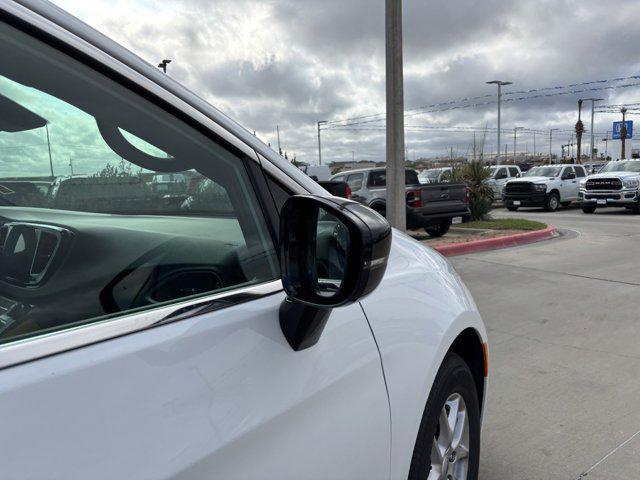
[360,229,487,480]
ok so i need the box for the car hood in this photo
[587,171,640,179]
[508,176,551,184]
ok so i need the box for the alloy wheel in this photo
[428,393,470,480]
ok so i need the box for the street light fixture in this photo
[157,59,171,73]
[486,80,512,165]
[317,120,328,165]
[513,126,524,163]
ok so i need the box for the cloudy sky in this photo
[50,0,640,164]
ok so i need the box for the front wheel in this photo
[582,205,596,214]
[408,353,481,480]
[544,192,560,212]
[425,219,452,237]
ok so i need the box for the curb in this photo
[434,225,559,257]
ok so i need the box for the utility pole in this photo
[513,127,523,163]
[276,125,282,155]
[583,98,603,167]
[486,80,512,165]
[385,0,406,230]
[317,120,327,165]
[157,59,171,73]
[620,108,628,160]
[45,123,54,178]
[603,132,609,158]
[533,131,536,158]
[549,128,558,164]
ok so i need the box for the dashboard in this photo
[0,207,250,342]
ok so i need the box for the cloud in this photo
[50,0,640,163]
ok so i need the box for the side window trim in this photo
[0,279,283,371]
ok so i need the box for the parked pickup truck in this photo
[579,159,640,213]
[503,164,587,212]
[331,168,469,236]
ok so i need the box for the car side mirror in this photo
[279,195,391,350]
[516,173,521,178]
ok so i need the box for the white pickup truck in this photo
[486,165,522,198]
[503,164,588,211]
[579,159,640,213]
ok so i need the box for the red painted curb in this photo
[434,225,558,257]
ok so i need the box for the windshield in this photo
[599,161,640,173]
[525,167,561,177]
[420,169,441,179]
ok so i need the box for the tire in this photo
[544,192,560,212]
[506,206,519,211]
[561,201,571,207]
[408,353,481,480]
[631,203,640,214]
[581,205,596,214]
[425,219,452,237]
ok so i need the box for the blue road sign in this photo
[612,120,633,140]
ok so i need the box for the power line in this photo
[325,75,640,128]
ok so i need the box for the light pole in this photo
[620,108,628,159]
[549,128,558,164]
[575,99,584,163]
[486,80,512,165]
[513,126,523,163]
[317,120,327,165]
[583,98,603,167]
[157,59,171,73]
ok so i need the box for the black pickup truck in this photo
[330,168,469,236]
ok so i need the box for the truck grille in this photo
[585,178,622,190]
[505,182,534,193]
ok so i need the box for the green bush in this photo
[461,161,494,221]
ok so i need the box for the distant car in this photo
[300,164,332,181]
[331,168,470,236]
[503,164,587,211]
[418,167,452,184]
[485,165,522,198]
[579,159,640,213]
[148,173,187,194]
[0,180,50,207]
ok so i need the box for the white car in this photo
[485,164,522,198]
[0,2,487,480]
[503,164,588,211]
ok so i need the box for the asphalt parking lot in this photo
[451,206,640,479]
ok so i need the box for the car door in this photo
[0,15,390,480]
[560,166,578,200]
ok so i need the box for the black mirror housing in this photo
[278,195,391,350]
[280,195,391,307]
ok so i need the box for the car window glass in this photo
[508,167,519,177]
[346,173,364,191]
[575,167,586,177]
[332,175,345,182]
[562,167,575,178]
[368,170,386,187]
[495,168,507,179]
[0,22,278,346]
